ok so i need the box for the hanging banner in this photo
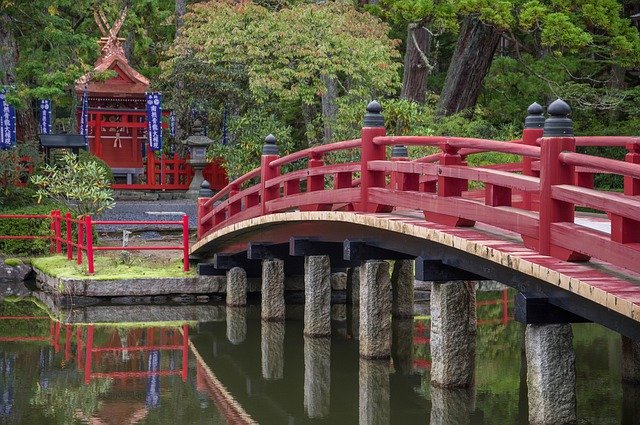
[146,92,162,152]
[39,99,52,134]
[79,85,89,145]
[169,111,176,138]
[0,92,16,150]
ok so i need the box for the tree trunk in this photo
[176,0,187,38]
[401,23,431,103]
[320,75,338,144]
[0,14,17,85]
[437,15,503,116]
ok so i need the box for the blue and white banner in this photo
[169,111,175,138]
[0,92,16,150]
[39,99,52,134]
[79,85,89,145]
[146,92,162,152]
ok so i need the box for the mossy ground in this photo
[32,254,195,280]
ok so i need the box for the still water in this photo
[0,288,636,424]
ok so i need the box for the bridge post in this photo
[304,337,331,418]
[430,281,477,388]
[391,259,414,318]
[197,180,214,239]
[525,324,577,424]
[521,102,544,211]
[625,142,640,196]
[535,99,587,260]
[360,101,389,213]
[226,267,247,307]
[359,260,392,359]
[304,255,331,337]
[261,259,285,321]
[260,134,280,216]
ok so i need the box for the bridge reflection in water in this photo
[0,293,638,424]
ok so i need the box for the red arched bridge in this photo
[191,99,640,339]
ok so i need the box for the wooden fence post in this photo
[534,99,588,261]
[77,216,84,265]
[360,101,388,212]
[85,215,94,274]
[260,134,281,216]
[66,212,72,260]
[182,214,190,272]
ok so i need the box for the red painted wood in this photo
[269,139,361,168]
[573,136,640,147]
[550,185,640,220]
[625,143,640,196]
[267,188,360,213]
[360,125,387,212]
[261,153,280,216]
[559,152,640,179]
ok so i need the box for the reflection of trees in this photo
[31,376,113,424]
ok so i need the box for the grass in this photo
[32,254,196,280]
[3,258,24,266]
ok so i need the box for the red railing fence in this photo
[197,99,640,275]
[0,211,190,274]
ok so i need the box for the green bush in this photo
[0,204,62,256]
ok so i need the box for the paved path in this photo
[97,199,198,232]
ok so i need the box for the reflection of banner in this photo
[146,92,162,152]
[0,92,16,150]
[146,350,160,408]
[39,99,52,134]
[79,85,88,146]
[169,111,175,138]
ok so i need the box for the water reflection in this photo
[304,337,331,418]
[261,321,285,380]
[359,359,390,425]
[0,288,637,424]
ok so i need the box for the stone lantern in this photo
[183,118,214,199]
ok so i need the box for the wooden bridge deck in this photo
[192,210,640,327]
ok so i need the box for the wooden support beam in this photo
[247,242,304,275]
[289,237,353,269]
[414,257,486,282]
[197,263,226,276]
[515,292,590,325]
[213,253,262,278]
[343,240,414,262]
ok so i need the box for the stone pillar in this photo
[391,259,414,318]
[226,267,247,306]
[430,385,475,425]
[622,336,640,384]
[430,281,476,387]
[261,259,285,321]
[261,321,285,380]
[331,304,347,322]
[525,324,576,425]
[392,318,414,375]
[359,261,392,359]
[347,266,360,305]
[226,306,247,345]
[304,337,331,418]
[347,305,360,340]
[304,255,331,337]
[359,359,390,425]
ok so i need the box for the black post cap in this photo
[543,99,573,137]
[524,102,545,129]
[363,100,385,127]
[199,180,214,198]
[391,145,408,158]
[262,134,279,155]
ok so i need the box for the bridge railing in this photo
[197,99,640,275]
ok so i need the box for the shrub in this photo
[30,151,115,216]
[0,204,61,256]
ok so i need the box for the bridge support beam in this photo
[261,259,285,321]
[304,255,332,337]
[261,321,285,380]
[391,259,414,318]
[226,267,247,306]
[622,336,640,384]
[525,324,576,425]
[431,281,477,388]
[304,337,331,418]
[359,359,390,425]
[226,306,247,345]
[360,260,392,359]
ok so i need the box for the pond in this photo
[0,286,636,424]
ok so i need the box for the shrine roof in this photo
[76,52,150,97]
